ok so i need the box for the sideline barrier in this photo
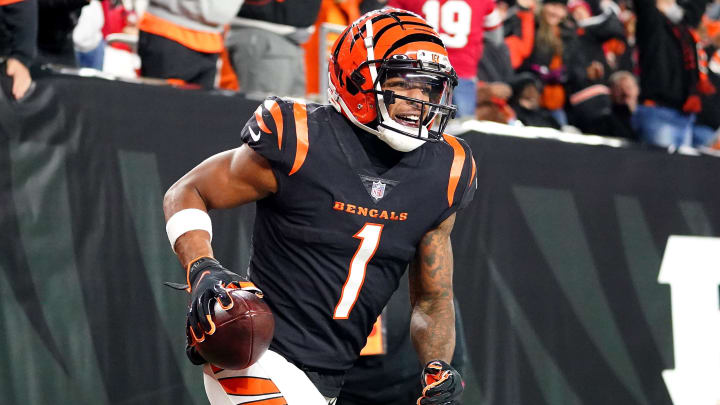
[2,73,719,404]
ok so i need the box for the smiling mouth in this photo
[394,112,422,127]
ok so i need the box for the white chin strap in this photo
[376,121,428,152]
[328,18,428,152]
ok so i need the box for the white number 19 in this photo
[422,0,473,49]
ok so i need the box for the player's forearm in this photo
[172,231,214,268]
[410,214,457,364]
[163,180,213,268]
[410,295,456,364]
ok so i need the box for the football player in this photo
[163,8,475,405]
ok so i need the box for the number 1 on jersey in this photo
[333,223,384,319]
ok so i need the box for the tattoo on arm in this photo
[409,214,456,365]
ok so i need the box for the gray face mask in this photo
[662,3,685,23]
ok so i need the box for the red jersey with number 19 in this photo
[389,0,499,79]
[239,97,476,375]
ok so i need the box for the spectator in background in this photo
[604,0,637,73]
[37,0,89,67]
[509,72,562,128]
[608,70,640,140]
[226,0,323,98]
[389,0,504,119]
[304,0,360,99]
[631,0,715,149]
[564,0,626,135]
[477,0,523,86]
[476,0,536,123]
[0,0,36,100]
[101,0,131,40]
[500,0,536,69]
[476,48,514,104]
[100,0,142,79]
[693,16,720,146]
[476,13,513,123]
[522,0,572,126]
[73,0,104,69]
[137,0,245,88]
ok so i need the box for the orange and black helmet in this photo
[328,8,458,151]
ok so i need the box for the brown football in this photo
[192,289,274,370]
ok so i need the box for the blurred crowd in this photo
[2,0,720,150]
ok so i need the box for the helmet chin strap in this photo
[377,120,428,152]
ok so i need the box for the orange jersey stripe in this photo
[264,100,284,149]
[289,103,309,175]
[469,156,476,187]
[218,376,281,396]
[0,0,24,5]
[138,12,223,54]
[443,134,465,207]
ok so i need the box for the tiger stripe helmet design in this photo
[328,8,458,152]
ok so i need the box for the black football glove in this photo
[185,341,207,366]
[181,257,262,347]
[417,360,464,405]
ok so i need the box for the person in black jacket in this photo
[564,0,627,136]
[631,0,715,148]
[520,0,574,126]
[0,0,37,100]
[37,0,89,66]
[608,69,640,140]
[509,72,562,129]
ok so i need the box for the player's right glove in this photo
[417,360,464,405]
[181,257,262,348]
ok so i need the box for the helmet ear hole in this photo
[346,77,360,95]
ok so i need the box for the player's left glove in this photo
[186,257,262,340]
[417,360,464,405]
[166,257,261,347]
[185,341,207,365]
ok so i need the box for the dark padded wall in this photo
[2,73,718,404]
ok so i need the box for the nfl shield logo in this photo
[371,180,386,201]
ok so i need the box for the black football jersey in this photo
[239,97,476,373]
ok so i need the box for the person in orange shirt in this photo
[521,0,571,126]
[0,0,36,100]
[303,0,360,99]
[137,0,245,88]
